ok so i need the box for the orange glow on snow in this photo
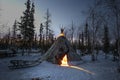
[60,55,69,66]
[60,55,95,75]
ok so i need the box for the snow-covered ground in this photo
[0,52,120,80]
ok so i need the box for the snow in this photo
[0,52,120,80]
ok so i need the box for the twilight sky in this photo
[0,0,93,36]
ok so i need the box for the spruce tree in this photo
[39,23,44,48]
[12,20,17,39]
[44,9,51,51]
[18,0,35,50]
[44,9,51,42]
[29,2,35,40]
[12,20,17,48]
[48,29,54,45]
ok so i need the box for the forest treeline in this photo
[0,0,120,61]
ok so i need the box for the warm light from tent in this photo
[60,55,69,66]
[59,33,65,37]
[70,66,95,75]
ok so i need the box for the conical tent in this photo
[40,30,81,64]
[8,30,81,69]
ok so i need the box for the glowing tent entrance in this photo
[39,29,81,65]
[60,54,69,66]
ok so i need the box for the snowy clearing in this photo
[0,53,120,80]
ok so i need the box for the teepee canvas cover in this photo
[40,30,81,64]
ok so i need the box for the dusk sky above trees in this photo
[0,0,93,36]
[0,1,120,79]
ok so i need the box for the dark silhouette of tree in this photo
[12,20,18,48]
[77,30,85,54]
[84,23,89,51]
[81,31,85,53]
[33,33,37,49]
[39,23,44,48]
[48,29,54,46]
[86,0,103,61]
[100,0,120,71]
[102,25,110,59]
[29,2,35,40]
[44,9,51,42]
[44,9,52,51]
[18,0,35,55]
[12,20,17,39]
[84,23,92,54]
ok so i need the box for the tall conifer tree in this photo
[18,0,35,52]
